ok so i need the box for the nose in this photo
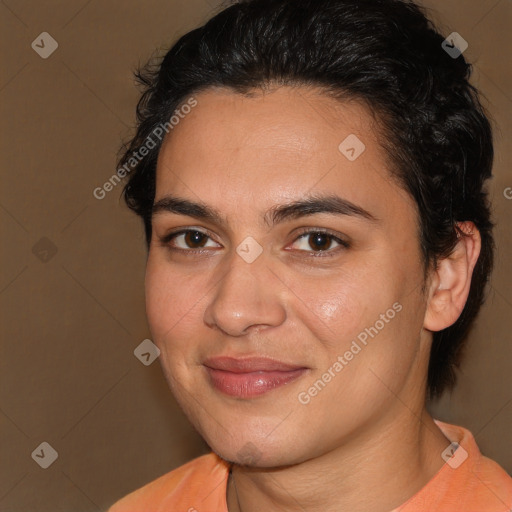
[203,250,287,337]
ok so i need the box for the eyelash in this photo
[158,227,350,258]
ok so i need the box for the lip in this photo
[204,356,306,373]
[203,356,308,398]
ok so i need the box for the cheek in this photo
[145,256,171,336]
[144,254,199,347]
[290,265,376,352]
[293,261,418,385]
[307,289,366,352]
[144,256,203,397]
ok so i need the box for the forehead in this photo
[155,86,414,228]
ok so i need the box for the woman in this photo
[109,0,512,510]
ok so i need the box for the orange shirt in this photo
[108,421,512,512]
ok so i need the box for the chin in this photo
[203,426,308,468]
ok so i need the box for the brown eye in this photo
[290,230,349,256]
[184,230,208,248]
[308,233,333,251]
[161,229,221,252]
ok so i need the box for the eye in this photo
[160,229,221,252]
[290,229,349,256]
[159,227,349,257]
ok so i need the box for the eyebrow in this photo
[151,193,379,227]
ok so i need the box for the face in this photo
[146,86,432,467]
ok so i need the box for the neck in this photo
[227,408,450,512]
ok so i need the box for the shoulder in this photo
[108,452,231,512]
[472,448,512,506]
[406,420,512,512]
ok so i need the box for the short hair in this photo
[119,0,495,399]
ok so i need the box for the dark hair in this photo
[119,0,495,399]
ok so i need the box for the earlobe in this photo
[423,222,481,332]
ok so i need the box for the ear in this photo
[423,221,481,332]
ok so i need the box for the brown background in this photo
[0,0,510,510]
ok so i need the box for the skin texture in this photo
[145,86,481,512]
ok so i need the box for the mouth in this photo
[203,356,308,398]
